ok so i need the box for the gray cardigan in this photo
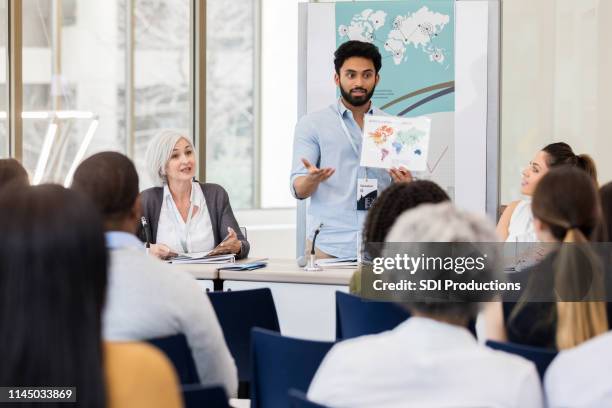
[138,182,250,259]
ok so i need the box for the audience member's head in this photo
[600,181,612,242]
[145,129,194,187]
[532,166,602,243]
[0,184,107,407]
[0,158,29,191]
[362,180,450,259]
[71,152,140,232]
[384,202,500,325]
[531,166,607,349]
[521,142,597,196]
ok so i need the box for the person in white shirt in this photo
[308,202,544,408]
[71,151,238,397]
[139,129,249,260]
[496,142,597,243]
[545,331,612,407]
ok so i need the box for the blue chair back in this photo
[181,384,229,408]
[288,389,330,408]
[251,328,334,408]
[207,288,280,390]
[486,340,558,379]
[147,334,200,384]
[335,291,410,340]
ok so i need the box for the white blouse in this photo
[156,182,216,254]
[506,198,538,243]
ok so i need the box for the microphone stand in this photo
[304,223,323,271]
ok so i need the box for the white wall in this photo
[260,0,302,208]
[235,208,296,258]
[501,0,612,204]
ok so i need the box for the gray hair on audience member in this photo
[384,202,502,320]
[145,129,193,186]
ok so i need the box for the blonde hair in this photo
[555,227,608,350]
[145,129,193,186]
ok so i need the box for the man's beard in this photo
[340,84,376,107]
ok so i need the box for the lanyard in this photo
[337,103,370,180]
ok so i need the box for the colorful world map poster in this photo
[361,115,431,170]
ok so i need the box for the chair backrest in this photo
[251,328,334,408]
[485,340,558,379]
[335,291,410,340]
[147,334,200,384]
[181,384,229,408]
[288,389,330,408]
[207,288,280,385]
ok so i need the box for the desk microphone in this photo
[304,223,323,271]
[141,217,152,247]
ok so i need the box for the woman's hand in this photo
[209,227,242,256]
[149,243,178,260]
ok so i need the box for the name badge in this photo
[357,178,378,211]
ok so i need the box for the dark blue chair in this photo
[207,288,280,397]
[335,291,410,340]
[181,384,229,408]
[288,389,331,408]
[486,340,558,379]
[147,333,200,384]
[251,328,334,408]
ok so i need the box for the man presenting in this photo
[290,40,411,258]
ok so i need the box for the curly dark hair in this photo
[334,40,382,75]
[363,180,450,257]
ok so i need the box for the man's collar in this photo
[337,98,375,116]
[106,231,143,250]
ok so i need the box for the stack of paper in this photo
[169,251,235,264]
[316,257,358,269]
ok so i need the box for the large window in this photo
[19,0,190,187]
[131,0,190,188]
[206,0,255,209]
[21,0,125,184]
[2,0,298,212]
[501,0,612,204]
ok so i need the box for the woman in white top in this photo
[138,130,249,259]
[497,142,598,242]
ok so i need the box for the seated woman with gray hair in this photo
[308,202,544,408]
[139,129,249,259]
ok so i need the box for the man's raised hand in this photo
[302,158,335,183]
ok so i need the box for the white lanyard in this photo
[337,103,370,180]
[337,108,361,158]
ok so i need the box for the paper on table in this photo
[316,257,358,269]
[169,252,235,264]
[360,115,431,171]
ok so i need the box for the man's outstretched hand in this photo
[302,158,335,183]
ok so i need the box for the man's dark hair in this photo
[334,40,382,75]
[0,158,28,191]
[72,151,139,224]
[0,184,107,407]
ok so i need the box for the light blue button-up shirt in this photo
[290,100,392,258]
[105,231,144,250]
